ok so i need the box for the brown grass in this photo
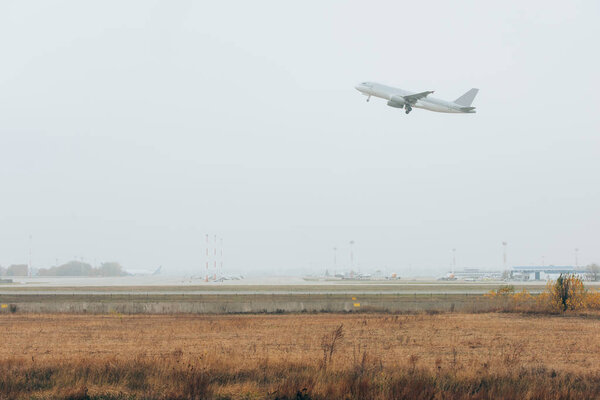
[2,313,600,399]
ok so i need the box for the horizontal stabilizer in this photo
[454,88,479,107]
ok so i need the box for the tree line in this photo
[0,261,127,277]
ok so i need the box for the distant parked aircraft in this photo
[355,82,478,114]
[125,266,162,276]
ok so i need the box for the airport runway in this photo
[2,275,547,287]
[0,289,501,295]
[0,276,561,296]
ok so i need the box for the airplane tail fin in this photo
[454,88,479,107]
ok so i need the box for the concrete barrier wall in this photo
[1,298,498,314]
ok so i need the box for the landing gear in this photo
[366,95,371,102]
[405,105,412,114]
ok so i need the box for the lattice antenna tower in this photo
[205,234,209,282]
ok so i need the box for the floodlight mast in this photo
[333,247,337,276]
[205,234,209,282]
[349,241,355,274]
[28,235,32,277]
[452,248,456,274]
[213,234,217,280]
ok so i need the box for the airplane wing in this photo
[402,91,434,104]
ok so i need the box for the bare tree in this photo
[587,264,600,281]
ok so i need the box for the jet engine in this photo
[386,95,406,108]
[386,100,404,108]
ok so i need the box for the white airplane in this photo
[355,82,478,114]
[125,266,162,276]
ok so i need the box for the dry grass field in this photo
[2,313,600,399]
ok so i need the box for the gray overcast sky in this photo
[0,0,598,275]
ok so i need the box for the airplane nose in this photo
[355,84,364,91]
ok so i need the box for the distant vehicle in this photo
[355,82,478,114]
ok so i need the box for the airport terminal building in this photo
[511,265,587,281]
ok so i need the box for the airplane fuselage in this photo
[355,82,476,114]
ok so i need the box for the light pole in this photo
[502,242,507,270]
[28,235,32,277]
[575,248,579,268]
[220,237,224,278]
[349,241,355,271]
[452,248,456,274]
[205,234,209,282]
[333,247,337,275]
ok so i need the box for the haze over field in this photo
[0,1,598,275]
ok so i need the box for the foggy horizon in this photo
[1,1,598,276]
